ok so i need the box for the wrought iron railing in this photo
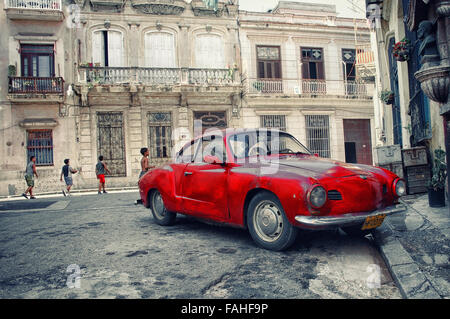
[8,77,64,94]
[356,45,375,65]
[5,0,62,10]
[78,66,239,86]
[247,78,374,97]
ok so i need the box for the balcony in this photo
[130,0,187,15]
[246,78,374,99]
[4,0,64,21]
[8,77,65,102]
[77,66,240,88]
[356,45,376,81]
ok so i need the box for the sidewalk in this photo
[0,186,138,202]
[373,194,450,299]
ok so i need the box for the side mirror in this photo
[204,155,222,165]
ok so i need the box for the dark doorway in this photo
[343,119,373,165]
[345,142,357,163]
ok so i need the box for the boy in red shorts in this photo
[96,155,111,194]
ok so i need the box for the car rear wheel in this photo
[149,190,176,226]
[341,224,373,237]
[247,191,298,251]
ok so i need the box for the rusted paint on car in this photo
[138,129,402,230]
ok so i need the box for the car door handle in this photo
[184,172,193,176]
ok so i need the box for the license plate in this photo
[361,214,386,230]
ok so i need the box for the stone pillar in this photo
[78,107,94,185]
[128,105,144,179]
[128,23,140,67]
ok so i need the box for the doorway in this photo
[343,119,372,165]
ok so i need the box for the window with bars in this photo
[148,112,172,159]
[27,130,54,166]
[97,112,126,176]
[305,115,331,158]
[260,115,287,131]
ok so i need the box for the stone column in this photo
[128,102,144,179]
[78,107,94,186]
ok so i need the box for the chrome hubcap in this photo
[152,192,166,218]
[253,200,283,242]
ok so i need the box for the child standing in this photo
[139,147,151,179]
[60,159,77,196]
[96,155,111,194]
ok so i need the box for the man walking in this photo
[60,159,78,196]
[96,155,111,194]
[22,156,38,199]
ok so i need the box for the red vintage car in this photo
[138,128,406,251]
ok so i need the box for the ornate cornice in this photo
[191,0,225,17]
[131,0,186,15]
[90,0,125,12]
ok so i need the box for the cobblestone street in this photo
[0,191,401,299]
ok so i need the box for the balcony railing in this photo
[5,0,62,10]
[356,45,375,65]
[8,77,64,94]
[247,78,374,97]
[78,66,238,86]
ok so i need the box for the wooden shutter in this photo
[274,62,281,79]
[317,61,325,80]
[195,34,225,68]
[301,62,309,79]
[107,31,123,67]
[145,32,176,68]
[92,31,105,66]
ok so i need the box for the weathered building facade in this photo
[0,0,377,196]
[0,0,242,195]
[239,2,376,164]
[0,0,73,196]
[366,0,448,198]
[367,0,446,153]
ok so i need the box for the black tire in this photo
[247,191,298,251]
[149,190,176,226]
[341,224,373,237]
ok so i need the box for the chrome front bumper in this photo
[294,203,407,230]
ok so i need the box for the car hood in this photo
[276,156,380,179]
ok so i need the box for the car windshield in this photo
[228,131,311,159]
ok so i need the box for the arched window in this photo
[145,32,176,68]
[92,30,124,67]
[195,34,225,68]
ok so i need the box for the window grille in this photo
[260,115,287,132]
[148,112,172,159]
[305,115,331,158]
[97,112,126,176]
[27,130,53,166]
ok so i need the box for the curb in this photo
[373,222,442,299]
[0,186,138,201]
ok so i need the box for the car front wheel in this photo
[247,191,298,251]
[149,190,176,226]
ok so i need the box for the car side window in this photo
[176,140,199,163]
[195,136,226,163]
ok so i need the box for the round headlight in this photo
[394,179,406,197]
[308,185,327,208]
